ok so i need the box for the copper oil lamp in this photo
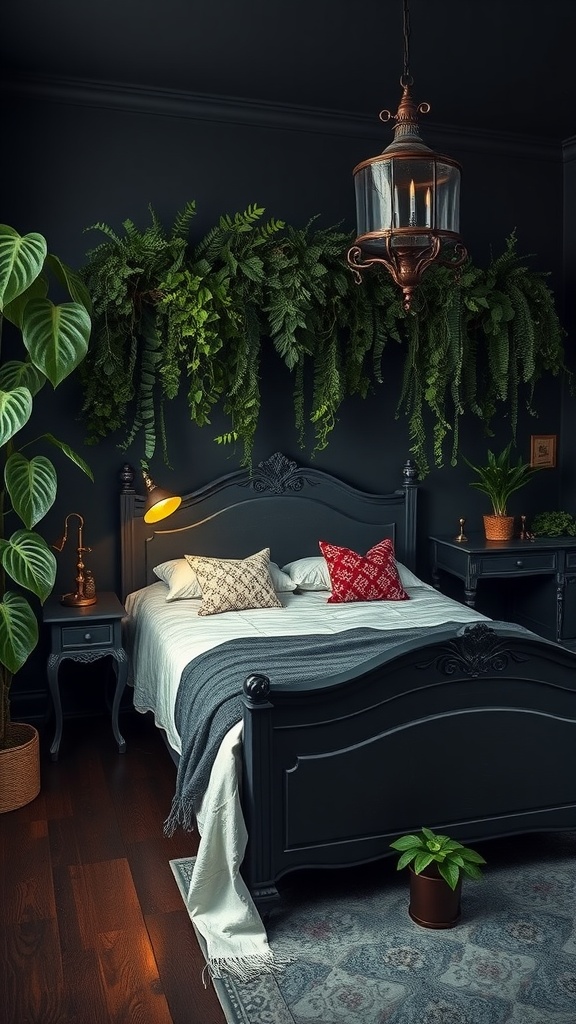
[52,512,97,607]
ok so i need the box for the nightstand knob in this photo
[84,632,92,641]
[515,560,523,568]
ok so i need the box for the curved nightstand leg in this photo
[463,586,477,608]
[111,648,129,753]
[47,653,63,762]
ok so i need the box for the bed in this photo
[120,452,576,919]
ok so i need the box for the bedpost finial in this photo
[244,673,271,703]
[120,464,135,493]
[402,459,418,485]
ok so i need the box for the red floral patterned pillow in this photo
[318,538,409,604]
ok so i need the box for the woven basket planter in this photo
[483,514,515,541]
[0,722,41,813]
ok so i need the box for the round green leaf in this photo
[5,452,57,528]
[0,591,39,674]
[0,225,47,310]
[0,360,46,398]
[1,529,57,602]
[22,298,91,387]
[0,386,33,446]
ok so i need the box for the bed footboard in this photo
[240,622,576,911]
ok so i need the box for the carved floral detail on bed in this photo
[419,622,530,678]
[242,452,313,494]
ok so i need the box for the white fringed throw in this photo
[171,721,294,983]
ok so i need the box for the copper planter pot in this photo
[483,514,515,541]
[408,866,462,928]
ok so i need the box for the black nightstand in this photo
[43,591,129,761]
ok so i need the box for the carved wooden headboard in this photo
[119,452,418,599]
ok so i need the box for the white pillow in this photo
[281,556,331,591]
[153,556,295,601]
[395,561,425,589]
[281,554,424,591]
[269,562,297,592]
[153,558,201,601]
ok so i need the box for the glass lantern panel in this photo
[435,162,461,233]
[354,161,392,238]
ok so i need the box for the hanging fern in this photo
[78,207,569,476]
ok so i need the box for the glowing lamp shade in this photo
[142,471,182,524]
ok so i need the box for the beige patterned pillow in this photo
[185,548,282,616]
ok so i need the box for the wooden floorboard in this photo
[0,711,225,1024]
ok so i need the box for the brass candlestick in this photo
[454,517,468,543]
[520,514,535,542]
[52,513,97,606]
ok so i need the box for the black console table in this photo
[429,533,576,648]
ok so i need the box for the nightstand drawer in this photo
[566,552,576,571]
[61,624,113,649]
[478,552,557,575]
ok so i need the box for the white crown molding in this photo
[1,72,563,162]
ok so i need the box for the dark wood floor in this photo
[0,710,226,1024]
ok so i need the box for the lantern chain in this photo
[401,0,413,87]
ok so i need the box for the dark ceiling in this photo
[2,0,576,144]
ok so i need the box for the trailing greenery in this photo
[531,510,576,537]
[79,206,568,475]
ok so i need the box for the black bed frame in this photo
[120,453,576,911]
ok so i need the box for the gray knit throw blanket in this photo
[163,623,480,836]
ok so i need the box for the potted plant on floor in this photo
[463,442,539,540]
[390,826,486,928]
[0,224,92,812]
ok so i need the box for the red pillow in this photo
[319,538,409,604]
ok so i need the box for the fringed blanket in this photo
[164,624,460,836]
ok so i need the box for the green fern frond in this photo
[171,200,197,240]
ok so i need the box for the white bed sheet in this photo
[124,578,488,755]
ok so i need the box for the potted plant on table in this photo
[0,224,92,812]
[390,826,486,928]
[463,442,539,541]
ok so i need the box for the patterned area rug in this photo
[171,832,576,1024]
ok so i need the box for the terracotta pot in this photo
[0,722,41,813]
[483,514,515,541]
[408,865,462,928]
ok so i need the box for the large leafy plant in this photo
[0,224,92,749]
[390,826,486,890]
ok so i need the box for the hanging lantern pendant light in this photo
[347,0,467,311]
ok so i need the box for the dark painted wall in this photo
[1,82,570,715]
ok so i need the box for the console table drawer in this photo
[566,552,576,571]
[61,624,113,649]
[478,552,557,575]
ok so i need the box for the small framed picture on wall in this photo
[530,434,557,469]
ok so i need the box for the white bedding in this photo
[125,575,487,981]
[124,577,488,755]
